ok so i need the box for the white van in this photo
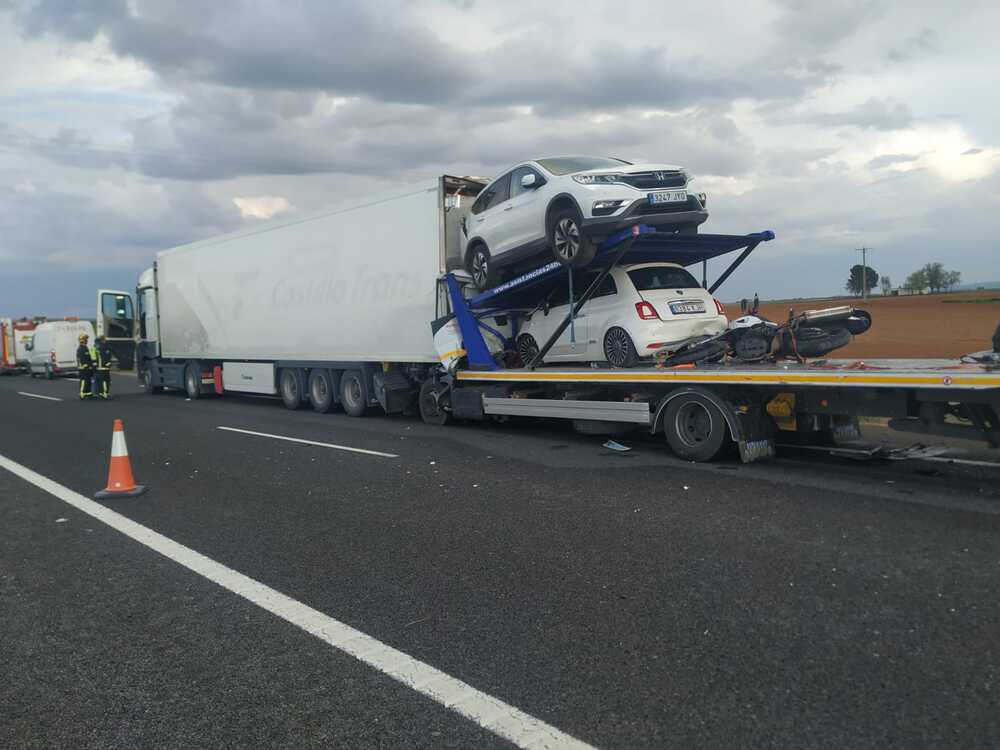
[27,320,95,379]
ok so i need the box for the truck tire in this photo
[280,368,305,410]
[142,366,163,394]
[184,361,202,399]
[340,369,368,417]
[549,207,596,268]
[661,393,729,462]
[419,379,451,426]
[308,369,337,413]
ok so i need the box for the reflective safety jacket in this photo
[76,344,93,371]
[95,343,113,371]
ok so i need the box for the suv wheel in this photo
[468,244,498,290]
[549,207,596,268]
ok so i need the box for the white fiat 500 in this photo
[515,262,727,367]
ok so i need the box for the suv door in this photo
[467,172,512,255]
[503,165,548,254]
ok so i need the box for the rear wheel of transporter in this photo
[603,327,639,368]
[662,393,730,462]
[419,378,451,426]
[184,361,202,399]
[308,369,337,413]
[340,369,368,417]
[549,207,596,268]
[280,368,304,410]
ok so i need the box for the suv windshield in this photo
[537,156,630,175]
[628,266,701,291]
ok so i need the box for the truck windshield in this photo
[537,156,631,175]
[627,266,701,291]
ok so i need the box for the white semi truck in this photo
[134,176,1000,461]
[137,176,487,414]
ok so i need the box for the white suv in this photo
[515,263,727,367]
[463,156,708,289]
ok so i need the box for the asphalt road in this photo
[2,372,999,749]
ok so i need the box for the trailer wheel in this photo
[279,368,305,410]
[184,362,202,399]
[340,369,368,417]
[662,394,729,462]
[419,379,451,426]
[308,369,337,413]
[142,366,163,394]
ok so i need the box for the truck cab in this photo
[96,289,137,370]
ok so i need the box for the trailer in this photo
[133,183,1000,463]
[136,176,487,412]
[417,226,1000,462]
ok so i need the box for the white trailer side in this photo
[157,180,451,363]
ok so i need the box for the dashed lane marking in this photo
[216,426,399,459]
[0,453,594,750]
[17,391,63,402]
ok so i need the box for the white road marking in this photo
[0,453,594,750]
[17,391,63,402]
[217,426,399,459]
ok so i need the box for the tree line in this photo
[845,262,961,296]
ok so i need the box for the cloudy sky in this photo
[1,0,998,317]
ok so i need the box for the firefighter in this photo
[94,335,113,400]
[76,333,94,400]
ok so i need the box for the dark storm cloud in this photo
[15,0,841,114]
[116,90,755,182]
[0,181,240,266]
[17,0,471,104]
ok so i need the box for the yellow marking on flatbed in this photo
[456,369,1000,388]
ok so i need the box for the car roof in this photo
[616,262,687,272]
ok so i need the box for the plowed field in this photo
[725,291,1000,358]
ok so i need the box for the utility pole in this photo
[855,247,873,301]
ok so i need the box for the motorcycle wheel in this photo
[785,327,852,358]
[658,339,729,367]
[845,309,872,336]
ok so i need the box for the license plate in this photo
[670,301,705,314]
[648,190,687,205]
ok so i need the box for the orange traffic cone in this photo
[94,419,147,499]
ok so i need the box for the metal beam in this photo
[528,233,638,369]
[708,240,760,295]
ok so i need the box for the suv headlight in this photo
[573,173,623,185]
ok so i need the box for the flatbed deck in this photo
[456,360,1000,391]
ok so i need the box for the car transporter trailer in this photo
[418,225,1000,463]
